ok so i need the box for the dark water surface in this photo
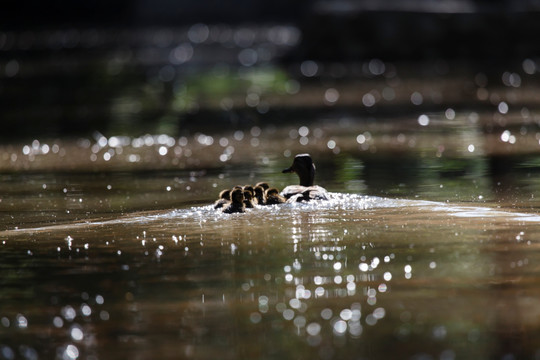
[2,116,540,359]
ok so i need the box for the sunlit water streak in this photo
[3,193,540,237]
[429,204,540,222]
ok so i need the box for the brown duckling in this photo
[255,182,270,190]
[265,187,286,205]
[243,185,257,203]
[253,185,266,205]
[243,188,257,208]
[214,189,231,209]
[281,153,328,201]
[222,188,245,214]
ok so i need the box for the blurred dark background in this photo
[304,1,540,62]
[2,0,540,140]
[4,0,540,60]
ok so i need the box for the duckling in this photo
[254,185,266,205]
[243,188,257,208]
[222,188,245,214]
[265,187,286,205]
[281,153,328,201]
[214,189,231,209]
[255,182,270,190]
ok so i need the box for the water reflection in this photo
[3,188,540,358]
[4,25,540,357]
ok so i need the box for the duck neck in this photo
[298,165,315,186]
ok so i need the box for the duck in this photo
[253,185,266,205]
[222,188,246,214]
[281,153,329,201]
[265,187,286,205]
[243,187,257,208]
[214,189,231,209]
[255,182,270,191]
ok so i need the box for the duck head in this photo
[218,189,231,201]
[282,153,316,186]
[243,188,256,207]
[255,182,270,190]
[254,186,266,204]
[265,188,280,197]
[230,188,245,204]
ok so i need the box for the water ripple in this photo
[2,193,540,237]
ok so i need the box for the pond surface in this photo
[4,24,540,358]
[2,117,540,360]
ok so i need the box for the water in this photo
[2,123,540,359]
[3,23,540,359]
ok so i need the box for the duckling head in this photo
[255,182,270,190]
[230,188,244,204]
[254,186,266,204]
[265,187,279,197]
[265,187,286,204]
[243,189,256,206]
[282,153,315,186]
[218,189,231,200]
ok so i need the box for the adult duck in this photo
[281,153,329,202]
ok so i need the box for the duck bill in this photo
[282,167,294,173]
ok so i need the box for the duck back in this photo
[281,185,328,202]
